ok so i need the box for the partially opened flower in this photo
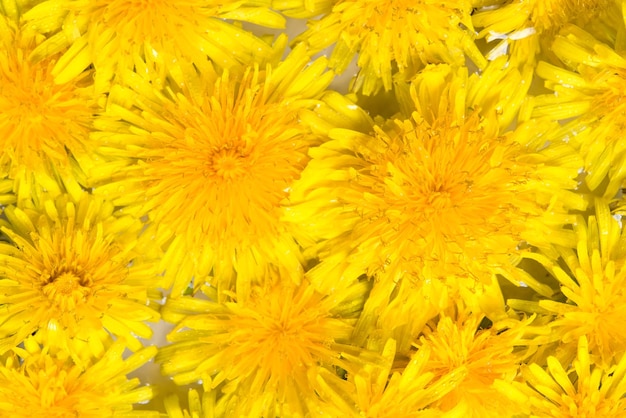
[23,0,288,87]
[508,199,626,368]
[288,61,583,294]
[532,24,626,195]
[158,275,370,417]
[294,0,485,95]
[0,16,96,201]
[414,306,530,417]
[472,0,615,63]
[90,44,333,296]
[315,339,454,417]
[348,277,446,356]
[0,194,161,358]
[497,335,626,417]
[0,339,158,418]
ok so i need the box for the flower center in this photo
[0,42,93,173]
[207,144,251,181]
[41,269,92,310]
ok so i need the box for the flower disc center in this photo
[48,272,87,295]
[41,269,93,310]
[209,145,251,180]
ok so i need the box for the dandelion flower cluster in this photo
[1,0,626,416]
[0,339,157,418]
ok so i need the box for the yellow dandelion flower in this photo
[294,0,485,95]
[509,198,626,368]
[157,276,369,417]
[415,307,530,417]
[473,0,617,67]
[23,0,287,87]
[315,339,457,417]
[472,0,614,43]
[532,24,626,195]
[0,339,158,418]
[349,277,445,356]
[90,45,333,297]
[498,335,626,417]
[0,16,96,200]
[0,194,160,358]
[288,62,584,293]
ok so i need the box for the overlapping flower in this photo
[0,0,625,416]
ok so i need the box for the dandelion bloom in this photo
[497,335,626,417]
[157,275,369,417]
[316,339,456,417]
[0,16,96,200]
[294,0,485,94]
[0,339,158,418]
[22,0,288,87]
[533,24,626,194]
[90,45,333,296]
[0,194,160,357]
[472,0,615,63]
[508,199,626,368]
[288,62,583,293]
[411,307,529,417]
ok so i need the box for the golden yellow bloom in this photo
[158,276,369,417]
[509,199,626,368]
[23,0,285,87]
[349,277,445,356]
[316,339,454,417]
[0,16,96,200]
[0,194,160,358]
[90,45,333,296]
[0,339,158,418]
[497,335,626,417]
[294,0,485,94]
[289,62,583,293]
[472,0,616,65]
[533,24,626,195]
[473,0,613,35]
[414,307,529,417]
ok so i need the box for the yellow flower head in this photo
[473,0,613,36]
[316,338,456,417]
[0,194,160,358]
[90,45,333,297]
[533,24,626,195]
[501,335,626,417]
[294,0,485,94]
[510,199,626,368]
[289,62,583,293]
[0,339,158,418]
[23,0,287,86]
[414,307,529,417]
[0,17,97,195]
[158,276,369,417]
